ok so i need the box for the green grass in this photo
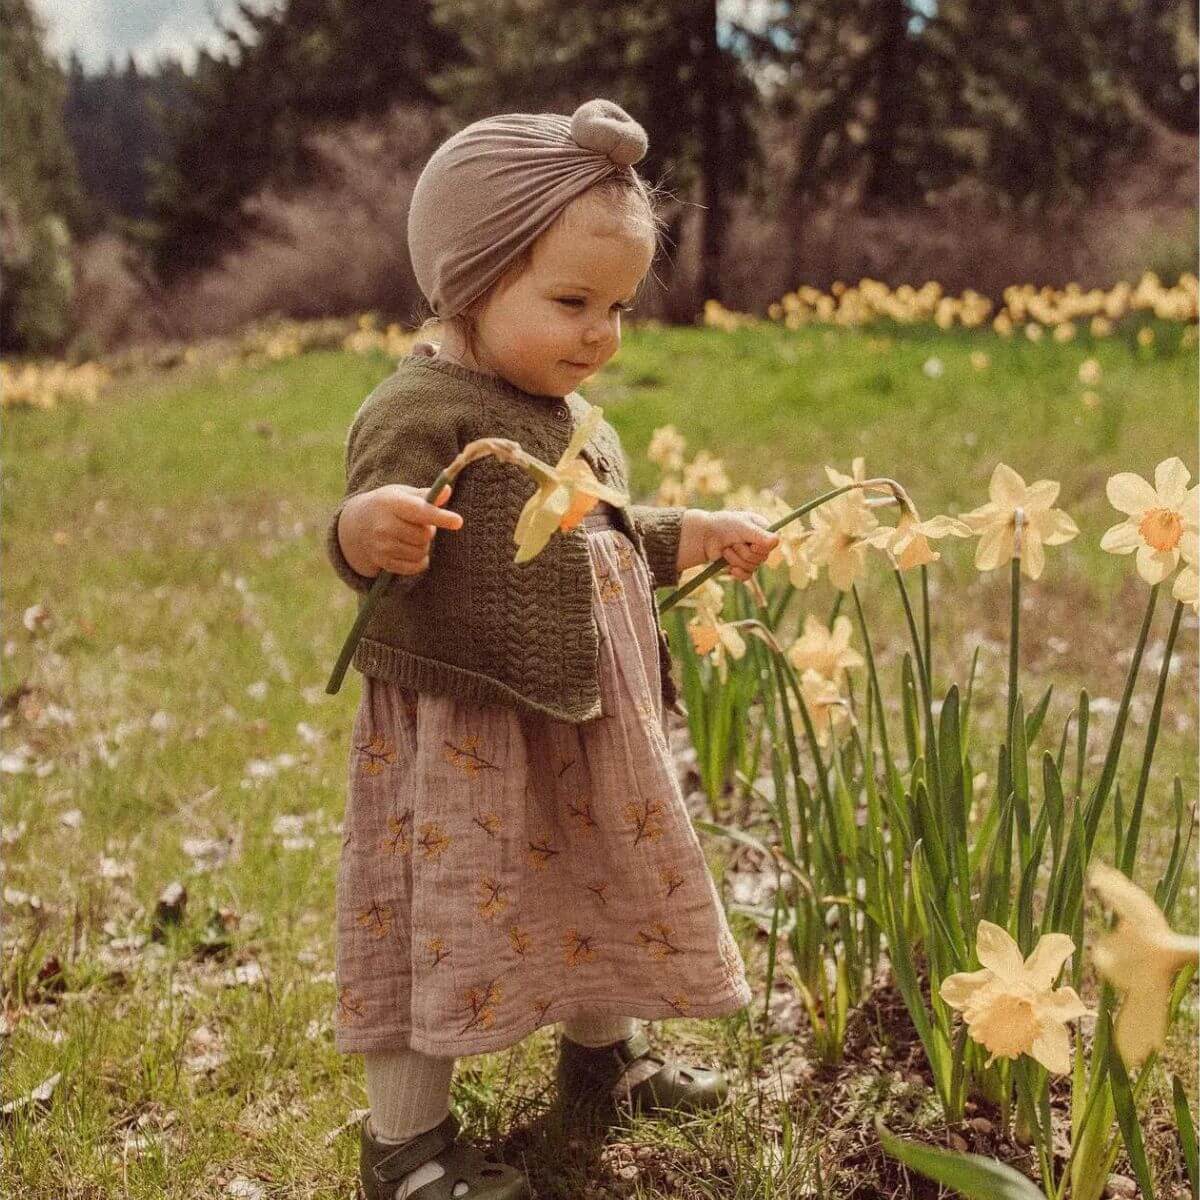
[2,321,1196,1197]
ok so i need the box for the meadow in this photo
[3,301,1197,1198]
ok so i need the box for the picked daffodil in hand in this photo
[511,403,629,563]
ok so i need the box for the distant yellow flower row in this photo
[703,270,1199,334]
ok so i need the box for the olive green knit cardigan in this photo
[325,354,687,723]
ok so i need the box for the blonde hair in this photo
[416,172,669,361]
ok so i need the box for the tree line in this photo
[3,0,1196,352]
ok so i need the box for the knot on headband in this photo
[570,99,647,168]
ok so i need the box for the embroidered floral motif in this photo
[460,978,502,1033]
[527,831,560,871]
[563,928,598,968]
[623,798,665,845]
[661,991,692,1017]
[336,986,367,1025]
[442,734,500,777]
[379,809,413,856]
[531,995,553,1025]
[614,540,635,573]
[357,733,397,776]
[417,821,451,860]
[597,570,624,603]
[584,880,610,905]
[472,811,501,838]
[508,925,531,958]
[424,935,451,967]
[658,865,686,899]
[355,901,394,940]
[477,875,510,920]
[566,794,597,829]
[637,921,683,960]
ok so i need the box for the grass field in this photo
[3,320,1196,1197]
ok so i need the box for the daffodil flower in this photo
[807,459,881,591]
[728,486,819,588]
[960,463,1079,580]
[786,614,864,683]
[673,566,726,622]
[863,507,973,571]
[1088,862,1199,1068]
[647,424,686,472]
[686,611,746,682]
[511,404,628,563]
[940,921,1090,1074]
[1173,530,1198,611]
[1099,457,1198,585]
[793,668,851,747]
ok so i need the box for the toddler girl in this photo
[326,98,779,1200]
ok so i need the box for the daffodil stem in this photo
[1119,598,1184,875]
[1007,554,1021,757]
[851,583,894,772]
[920,564,932,696]
[326,471,453,695]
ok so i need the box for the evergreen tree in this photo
[149,0,464,279]
[0,0,83,351]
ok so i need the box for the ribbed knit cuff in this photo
[627,504,686,590]
[326,497,376,594]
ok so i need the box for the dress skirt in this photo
[333,508,752,1056]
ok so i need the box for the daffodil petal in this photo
[1021,532,1045,580]
[1135,543,1176,585]
[1154,456,1190,507]
[940,969,994,1009]
[990,462,1028,507]
[1029,1020,1072,1075]
[557,403,603,467]
[1088,862,1172,933]
[975,523,1014,571]
[1024,478,1061,512]
[1038,984,1089,1023]
[1100,520,1141,554]
[1023,933,1076,989]
[1113,977,1172,1068]
[1037,508,1079,546]
[1106,472,1157,516]
[975,921,1025,983]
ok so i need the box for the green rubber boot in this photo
[359,1111,528,1200]
[555,1027,729,1123]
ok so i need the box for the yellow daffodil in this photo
[682,450,730,496]
[512,404,628,563]
[1173,531,1197,611]
[807,458,880,591]
[1100,457,1198,585]
[960,463,1079,580]
[1088,863,1200,1068]
[1078,358,1102,385]
[687,611,746,682]
[792,668,851,747]
[786,614,864,683]
[647,425,686,472]
[940,922,1089,1074]
[654,475,692,506]
[674,566,726,621]
[863,507,972,571]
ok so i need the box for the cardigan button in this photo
[554,404,569,421]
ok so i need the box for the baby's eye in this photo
[556,298,585,308]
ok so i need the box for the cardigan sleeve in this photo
[326,382,463,595]
[626,504,687,590]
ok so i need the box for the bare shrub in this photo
[165,105,449,339]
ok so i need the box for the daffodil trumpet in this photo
[658,476,910,613]
[325,431,624,695]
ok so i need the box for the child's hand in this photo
[338,483,463,579]
[686,509,779,582]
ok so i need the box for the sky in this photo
[30,0,266,71]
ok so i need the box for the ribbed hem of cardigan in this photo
[353,637,606,725]
[404,352,565,405]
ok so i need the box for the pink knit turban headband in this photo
[407,99,649,318]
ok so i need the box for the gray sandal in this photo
[359,1111,528,1200]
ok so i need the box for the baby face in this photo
[468,214,655,397]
